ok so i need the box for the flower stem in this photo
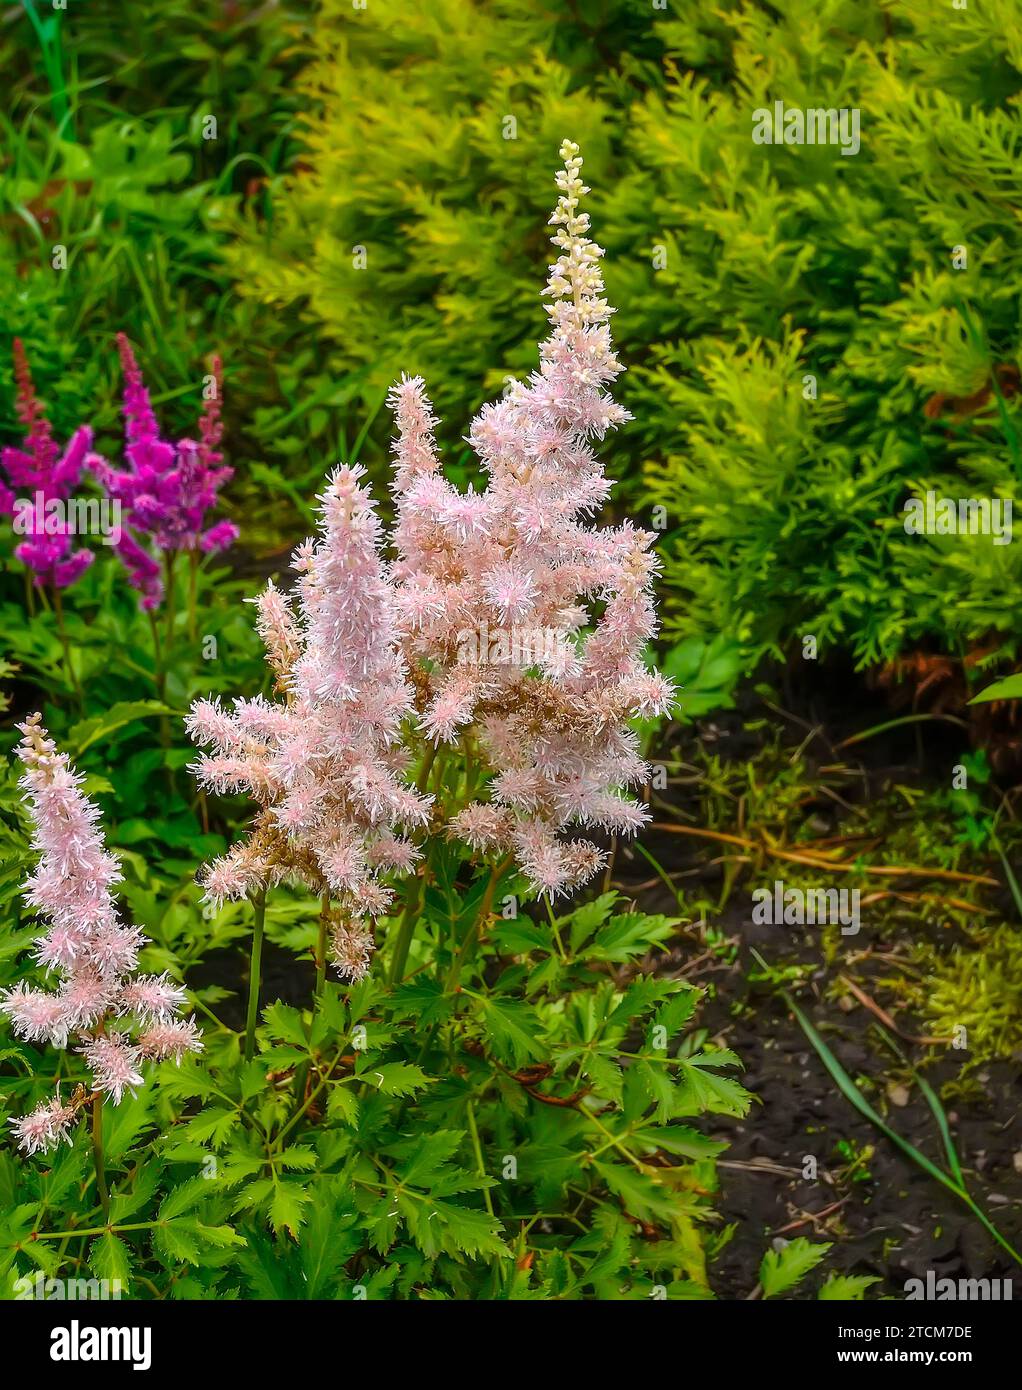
[244,887,267,1062]
[388,750,444,987]
[53,587,82,705]
[445,855,513,992]
[416,743,438,793]
[292,892,331,1109]
[147,612,165,700]
[163,550,177,647]
[92,1094,109,1219]
[187,550,198,643]
[388,869,424,987]
[466,1098,494,1217]
[315,891,330,1001]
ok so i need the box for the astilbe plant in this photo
[0,714,200,1207]
[190,141,672,996]
[89,334,237,611]
[0,339,95,591]
[166,144,746,1298]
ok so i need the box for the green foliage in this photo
[971,673,1022,704]
[234,0,1022,695]
[3,0,1018,1308]
[818,1272,881,1301]
[759,1238,831,1299]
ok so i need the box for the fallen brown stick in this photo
[649,823,999,887]
[837,974,950,1047]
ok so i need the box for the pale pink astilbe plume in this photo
[79,1035,145,1105]
[0,715,202,1155]
[119,973,188,1024]
[250,579,301,687]
[188,465,432,980]
[1,983,69,1047]
[389,141,674,897]
[329,918,375,984]
[137,1017,203,1062]
[11,1091,79,1157]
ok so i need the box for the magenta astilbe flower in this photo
[388,141,675,898]
[0,715,202,1154]
[187,465,432,980]
[1,340,95,589]
[88,337,237,608]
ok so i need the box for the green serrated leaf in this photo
[760,1238,832,1298]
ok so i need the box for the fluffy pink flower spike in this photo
[189,141,673,988]
[0,715,201,1155]
[389,140,675,898]
[188,464,432,981]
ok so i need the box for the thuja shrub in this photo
[0,146,748,1300]
[233,0,1022,690]
[226,0,657,423]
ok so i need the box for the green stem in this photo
[466,1099,494,1218]
[164,550,178,647]
[34,1221,157,1242]
[416,743,438,793]
[53,587,82,705]
[244,887,267,1062]
[388,747,445,986]
[445,855,513,992]
[273,1049,346,1152]
[388,870,425,987]
[293,892,332,1107]
[315,891,330,1001]
[92,1095,108,1219]
[188,550,198,643]
[148,612,165,700]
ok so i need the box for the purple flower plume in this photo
[1,340,94,590]
[89,335,238,609]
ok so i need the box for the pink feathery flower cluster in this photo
[389,140,674,897]
[187,465,432,981]
[0,715,201,1155]
[0,340,95,590]
[88,336,237,609]
[188,141,672,976]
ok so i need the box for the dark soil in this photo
[654,906,1022,1300]
[612,664,1022,1300]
